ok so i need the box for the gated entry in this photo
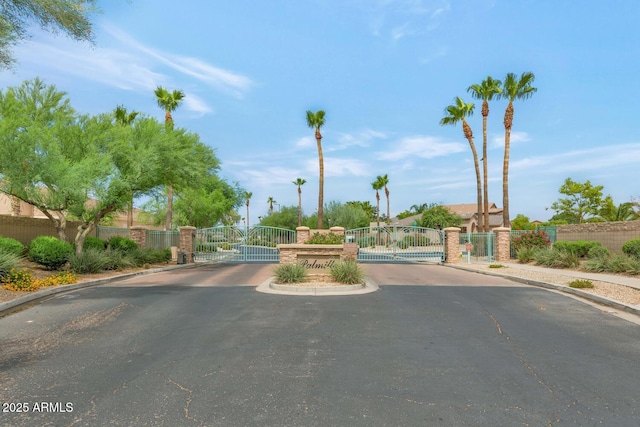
[194,226,296,262]
[345,226,445,263]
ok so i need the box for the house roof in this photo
[390,203,504,227]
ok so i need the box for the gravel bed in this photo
[463,264,640,306]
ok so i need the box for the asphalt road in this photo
[1,263,639,426]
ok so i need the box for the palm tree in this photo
[306,110,326,229]
[378,174,390,224]
[440,97,482,233]
[598,197,639,222]
[114,105,140,228]
[154,86,185,230]
[467,76,502,232]
[293,178,306,227]
[410,203,429,214]
[154,86,185,130]
[500,72,537,228]
[244,191,252,230]
[267,196,276,216]
[372,177,384,227]
[114,105,139,126]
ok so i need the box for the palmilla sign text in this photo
[297,255,340,273]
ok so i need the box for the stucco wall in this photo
[556,220,640,253]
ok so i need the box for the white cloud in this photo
[491,131,531,148]
[329,129,387,151]
[376,135,465,160]
[304,157,370,177]
[182,93,214,116]
[103,24,253,98]
[294,136,315,149]
[510,143,640,175]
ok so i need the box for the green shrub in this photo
[217,242,231,250]
[533,247,579,268]
[397,235,430,249]
[488,264,505,269]
[130,248,172,266]
[273,263,308,283]
[587,245,610,260]
[357,236,375,248]
[622,238,640,260]
[553,240,602,258]
[0,249,21,279]
[608,254,640,274]
[0,236,25,256]
[568,279,594,289]
[107,236,138,253]
[516,247,537,263]
[68,248,108,274]
[102,248,136,271]
[512,230,551,253]
[330,259,364,284]
[83,236,106,252]
[28,236,74,270]
[305,232,344,245]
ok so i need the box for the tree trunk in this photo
[482,101,489,232]
[503,102,514,228]
[298,187,302,227]
[42,210,68,242]
[316,131,324,229]
[10,196,20,216]
[385,186,390,225]
[463,120,483,234]
[246,202,250,232]
[376,191,380,227]
[127,193,133,228]
[165,184,174,231]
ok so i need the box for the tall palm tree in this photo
[114,105,140,228]
[154,86,185,230]
[372,177,384,227]
[306,110,326,229]
[267,196,276,216]
[467,76,502,232]
[244,191,252,230]
[293,178,306,227]
[440,97,482,233]
[500,72,537,228]
[377,174,390,224]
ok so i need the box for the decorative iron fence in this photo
[345,226,445,263]
[194,226,296,262]
[459,232,496,263]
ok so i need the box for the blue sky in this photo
[2,0,639,224]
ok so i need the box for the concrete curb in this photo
[0,263,200,317]
[256,277,379,296]
[447,264,640,317]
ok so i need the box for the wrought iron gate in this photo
[345,226,445,263]
[194,226,296,262]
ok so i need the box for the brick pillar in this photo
[179,226,196,263]
[494,227,511,262]
[444,227,461,264]
[297,226,310,244]
[342,242,358,261]
[329,226,345,237]
[130,226,148,248]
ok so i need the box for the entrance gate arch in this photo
[194,226,296,262]
[345,226,445,263]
